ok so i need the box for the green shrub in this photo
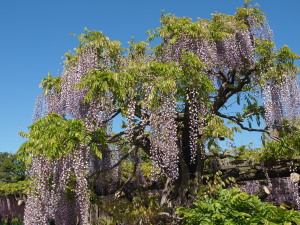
[176,187,300,225]
[0,180,29,196]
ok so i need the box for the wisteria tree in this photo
[18,1,300,224]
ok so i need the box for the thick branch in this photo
[215,112,298,153]
[213,68,256,112]
[216,111,267,133]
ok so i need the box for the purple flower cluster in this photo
[164,29,254,74]
[61,48,98,119]
[187,89,207,163]
[149,95,179,179]
[262,75,300,128]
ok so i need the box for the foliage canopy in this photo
[17,1,300,224]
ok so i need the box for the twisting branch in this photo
[215,111,292,145]
[216,111,267,133]
[213,68,257,112]
[217,112,299,153]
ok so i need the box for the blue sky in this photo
[0,0,299,153]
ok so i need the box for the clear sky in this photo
[0,0,299,153]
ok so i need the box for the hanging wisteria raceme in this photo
[32,95,47,122]
[186,89,208,163]
[252,17,274,42]
[280,76,300,120]
[251,17,299,128]
[255,17,300,128]
[33,85,65,122]
[73,146,90,225]
[60,47,99,119]
[163,28,255,77]
[45,92,65,116]
[24,156,56,224]
[126,98,137,141]
[262,75,300,128]
[262,81,284,128]
[84,96,115,131]
[27,43,119,224]
[24,156,73,224]
[60,45,117,132]
[54,194,77,225]
[28,47,98,224]
[252,18,295,129]
[32,48,100,122]
[214,30,254,71]
[149,95,179,179]
[163,35,215,65]
[187,90,199,163]
[24,149,90,224]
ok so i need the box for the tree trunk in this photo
[160,106,206,208]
